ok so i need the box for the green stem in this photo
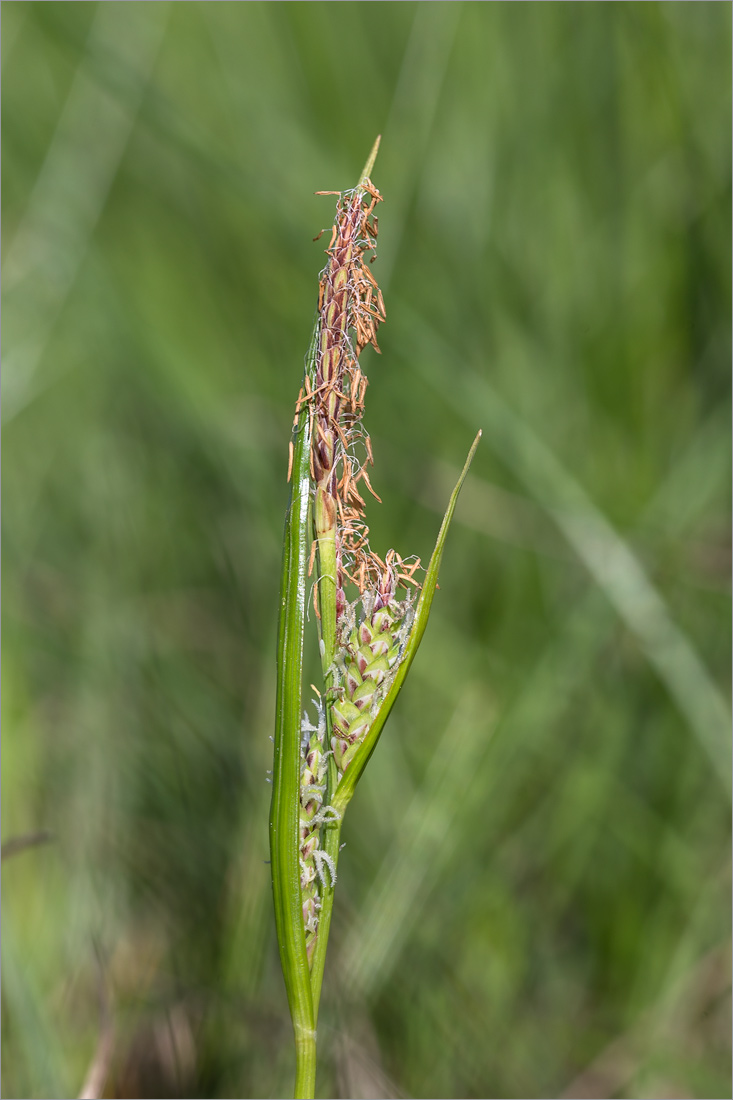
[314,489,338,671]
[294,1024,317,1099]
[310,503,341,1022]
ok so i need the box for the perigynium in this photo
[270,137,480,1099]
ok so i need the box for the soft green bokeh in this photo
[3,3,730,1098]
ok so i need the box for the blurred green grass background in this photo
[2,3,730,1098]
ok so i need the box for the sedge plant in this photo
[269,137,480,1099]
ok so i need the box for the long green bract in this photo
[331,430,482,817]
[304,430,481,1021]
[270,329,318,1098]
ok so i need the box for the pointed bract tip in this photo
[466,430,482,466]
[359,136,381,185]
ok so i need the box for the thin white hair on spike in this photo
[301,711,319,734]
[312,805,341,826]
[300,696,327,752]
[299,794,326,818]
[300,724,314,754]
[300,782,326,804]
[395,593,416,657]
[313,849,337,889]
[360,589,375,621]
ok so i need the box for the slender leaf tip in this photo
[359,135,381,184]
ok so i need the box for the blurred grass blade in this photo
[269,334,316,1097]
[3,2,169,423]
[343,687,495,995]
[408,324,732,800]
[331,430,482,817]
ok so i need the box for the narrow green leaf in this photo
[331,430,482,817]
[359,133,381,184]
[269,330,318,1097]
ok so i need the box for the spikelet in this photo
[331,586,415,776]
[298,697,338,961]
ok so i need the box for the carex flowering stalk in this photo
[270,137,480,1100]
